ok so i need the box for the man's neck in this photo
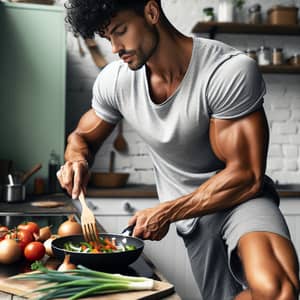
[146,28,193,84]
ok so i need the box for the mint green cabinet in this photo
[0,2,66,188]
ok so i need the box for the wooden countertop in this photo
[278,190,300,197]
[86,184,300,198]
[86,184,158,198]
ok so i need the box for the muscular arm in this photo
[65,109,115,163]
[58,109,116,198]
[130,109,269,240]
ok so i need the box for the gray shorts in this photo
[181,187,291,300]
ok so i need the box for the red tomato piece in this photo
[24,241,45,261]
[17,222,40,235]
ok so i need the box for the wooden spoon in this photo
[113,120,128,152]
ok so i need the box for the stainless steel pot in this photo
[2,183,26,202]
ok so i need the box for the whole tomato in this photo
[0,226,9,240]
[24,241,45,261]
[19,230,35,251]
[17,222,39,235]
[5,229,34,251]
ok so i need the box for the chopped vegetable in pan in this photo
[63,237,136,253]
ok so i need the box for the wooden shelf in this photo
[259,65,300,74]
[191,22,300,74]
[192,22,300,38]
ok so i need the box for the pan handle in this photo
[121,224,135,236]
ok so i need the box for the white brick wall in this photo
[63,0,300,185]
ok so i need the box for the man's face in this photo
[102,10,159,70]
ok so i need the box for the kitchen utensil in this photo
[84,38,107,69]
[78,190,100,244]
[51,232,144,270]
[113,120,128,152]
[21,163,42,184]
[2,174,26,203]
[76,36,85,57]
[90,151,129,188]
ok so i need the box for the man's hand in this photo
[57,109,116,199]
[56,160,90,199]
[128,205,171,241]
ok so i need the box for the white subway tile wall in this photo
[61,0,300,185]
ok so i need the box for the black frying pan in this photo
[51,230,144,271]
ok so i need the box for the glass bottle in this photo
[48,150,60,194]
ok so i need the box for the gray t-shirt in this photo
[92,37,266,235]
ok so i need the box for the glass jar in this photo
[245,49,257,61]
[272,48,284,65]
[257,46,271,66]
[287,53,300,65]
[248,4,262,24]
[203,7,215,22]
[218,0,234,22]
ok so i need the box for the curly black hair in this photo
[65,0,161,38]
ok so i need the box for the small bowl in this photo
[90,172,129,188]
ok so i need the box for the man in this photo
[57,1,299,299]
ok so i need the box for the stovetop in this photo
[0,214,155,279]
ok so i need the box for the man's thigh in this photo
[221,193,291,286]
[183,212,243,300]
[238,231,299,299]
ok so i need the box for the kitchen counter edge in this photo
[86,185,300,198]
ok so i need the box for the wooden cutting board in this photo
[0,274,174,300]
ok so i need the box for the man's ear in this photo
[144,0,160,24]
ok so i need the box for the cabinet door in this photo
[280,199,300,260]
[0,2,66,184]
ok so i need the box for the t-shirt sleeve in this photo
[206,54,266,119]
[91,63,123,124]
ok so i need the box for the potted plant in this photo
[234,0,246,23]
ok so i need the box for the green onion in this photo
[12,262,154,300]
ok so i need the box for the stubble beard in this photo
[128,27,159,71]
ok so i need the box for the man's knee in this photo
[249,273,298,300]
